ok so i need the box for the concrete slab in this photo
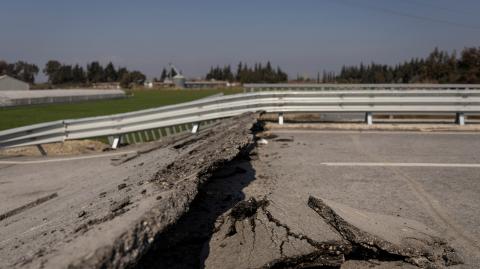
[309,196,461,268]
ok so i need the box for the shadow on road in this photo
[136,151,257,269]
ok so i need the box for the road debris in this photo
[258,138,269,145]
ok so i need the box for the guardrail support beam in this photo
[109,135,121,149]
[192,123,199,134]
[366,112,373,125]
[278,113,284,125]
[456,113,465,125]
[36,145,47,156]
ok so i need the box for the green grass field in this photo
[0,88,243,131]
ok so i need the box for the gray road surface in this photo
[141,128,480,268]
[1,124,479,268]
[250,130,480,267]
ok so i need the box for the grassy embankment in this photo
[0,88,243,131]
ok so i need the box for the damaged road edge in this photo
[59,113,262,269]
[224,195,463,269]
[307,196,463,269]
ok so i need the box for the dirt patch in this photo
[0,140,108,157]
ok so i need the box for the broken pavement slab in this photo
[308,196,463,268]
[204,197,348,269]
[204,196,462,269]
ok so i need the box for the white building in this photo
[0,75,30,91]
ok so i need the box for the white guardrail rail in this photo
[2,85,480,149]
[243,83,480,92]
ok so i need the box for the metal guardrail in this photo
[243,83,480,92]
[2,88,480,149]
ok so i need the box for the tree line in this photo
[205,62,288,83]
[43,60,146,88]
[325,47,480,84]
[3,47,480,87]
[0,60,39,83]
[153,67,178,82]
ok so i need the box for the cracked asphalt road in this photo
[139,128,479,268]
[2,122,479,269]
[215,129,479,268]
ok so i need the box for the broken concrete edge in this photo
[261,249,346,269]
[66,183,199,269]
[266,123,480,132]
[219,196,463,269]
[62,113,261,269]
[307,196,463,269]
[220,197,350,268]
[112,119,255,167]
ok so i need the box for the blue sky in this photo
[1,0,479,81]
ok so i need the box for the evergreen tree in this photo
[104,62,118,82]
[332,47,480,84]
[209,61,288,83]
[117,67,129,82]
[236,62,243,81]
[160,68,168,82]
[120,70,146,89]
[458,47,480,83]
[58,65,73,84]
[8,61,39,83]
[44,60,62,84]
[87,61,104,83]
[72,64,86,83]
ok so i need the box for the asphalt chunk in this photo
[110,197,131,213]
[308,196,463,268]
[117,183,127,191]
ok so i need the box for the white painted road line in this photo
[0,151,138,165]
[321,162,480,168]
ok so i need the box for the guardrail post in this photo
[36,145,47,156]
[365,112,373,125]
[278,113,284,125]
[456,113,465,125]
[191,123,199,134]
[109,135,122,149]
